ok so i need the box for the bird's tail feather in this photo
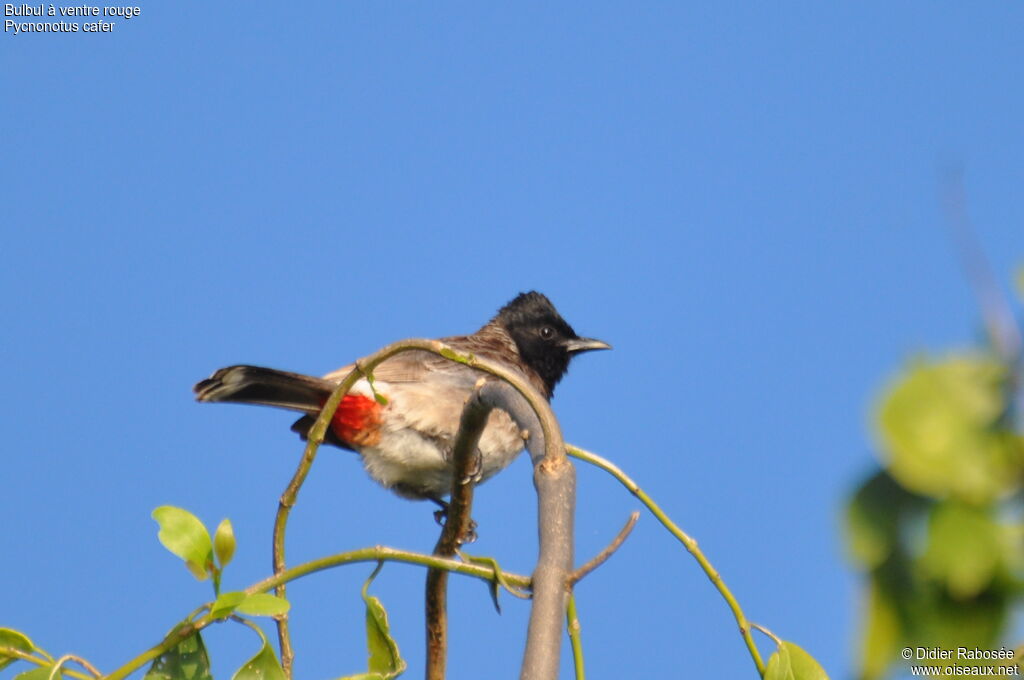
[193,365,333,413]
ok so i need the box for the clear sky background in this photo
[3,4,1023,679]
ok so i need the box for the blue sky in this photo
[3,3,1023,678]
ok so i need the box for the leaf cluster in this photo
[846,269,1024,679]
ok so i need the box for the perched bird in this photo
[193,292,609,503]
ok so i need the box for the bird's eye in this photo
[539,326,555,340]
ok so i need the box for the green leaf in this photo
[14,667,62,680]
[153,506,214,581]
[236,593,291,617]
[764,641,829,680]
[1016,266,1024,301]
[876,355,1020,503]
[232,640,286,680]
[459,552,528,613]
[0,628,35,671]
[340,563,406,679]
[920,501,1003,599]
[144,630,213,680]
[214,518,236,568]
[210,591,248,619]
[364,570,404,676]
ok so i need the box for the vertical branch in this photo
[272,371,359,677]
[426,384,492,680]
[520,452,575,680]
[272,433,323,676]
[270,350,409,677]
[463,380,575,680]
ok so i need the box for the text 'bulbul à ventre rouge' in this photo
[4,4,139,34]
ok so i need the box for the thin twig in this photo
[569,512,640,586]
[0,648,94,680]
[50,654,102,679]
[426,382,492,680]
[270,363,368,676]
[104,545,532,680]
[231,614,271,640]
[566,594,585,680]
[566,444,766,677]
[455,550,532,600]
[250,546,530,596]
[750,623,782,646]
[184,603,211,622]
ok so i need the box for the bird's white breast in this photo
[349,378,526,498]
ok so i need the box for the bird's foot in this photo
[461,519,479,544]
[459,450,484,486]
[431,497,449,526]
[430,498,478,544]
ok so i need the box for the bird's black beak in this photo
[562,337,612,354]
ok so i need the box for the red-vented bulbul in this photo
[193,292,609,502]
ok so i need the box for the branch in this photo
[426,381,492,680]
[750,623,782,646]
[459,380,575,680]
[104,545,532,680]
[52,654,101,679]
[569,511,639,586]
[562,513,640,680]
[566,594,585,680]
[0,648,94,680]
[566,444,766,677]
[54,655,100,675]
[271,359,377,676]
[520,442,574,680]
[250,546,531,595]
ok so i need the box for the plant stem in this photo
[566,445,766,677]
[566,594,585,680]
[104,546,530,680]
[426,385,490,680]
[0,648,94,680]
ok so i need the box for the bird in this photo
[193,292,609,504]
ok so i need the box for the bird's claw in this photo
[460,450,484,486]
[461,519,479,544]
[432,503,479,544]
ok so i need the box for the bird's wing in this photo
[321,350,460,385]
